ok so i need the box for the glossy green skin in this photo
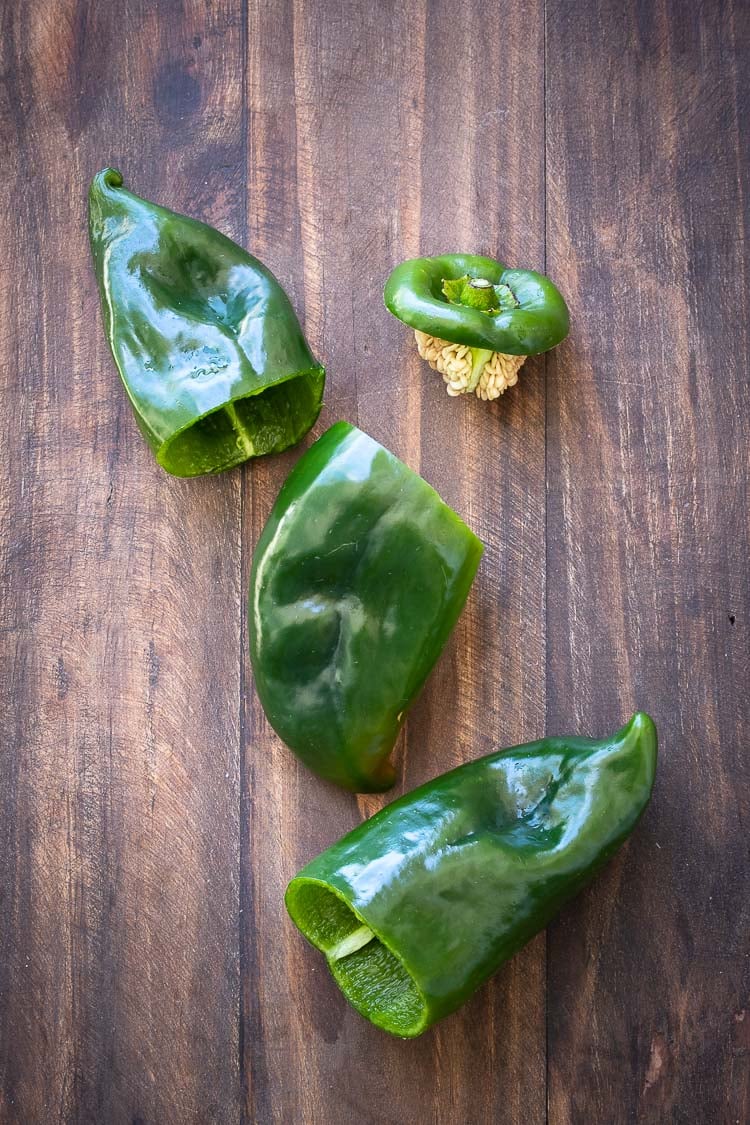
[384,253,570,354]
[88,169,324,476]
[249,422,483,792]
[286,713,657,1036]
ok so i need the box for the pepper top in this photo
[384,253,569,355]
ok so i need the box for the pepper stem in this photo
[329,924,376,962]
[442,274,499,313]
[224,401,255,459]
[466,278,496,312]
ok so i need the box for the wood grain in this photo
[545,1,750,1122]
[0,0,748,1122]
[0,2,244,1122]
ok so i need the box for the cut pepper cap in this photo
[384,253,569,405]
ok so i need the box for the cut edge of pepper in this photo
[285,876,429,1038]
[155,365,325,477]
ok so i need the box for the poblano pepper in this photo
[384,253,569,401]
[88,169,324,476]
[249,422,483,792]
[286,712,657,1037]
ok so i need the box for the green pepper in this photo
[384,253,569,401]
[286,712,657,1037]
[249,422,483,792]
[88,169,325,476]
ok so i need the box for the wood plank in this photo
[242,1,547,1121]
[0,2,244,1121]
[545,1,750,1122]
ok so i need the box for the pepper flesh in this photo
[249,422,483,792]
[286,713,657,1036]
[88,169,324,476]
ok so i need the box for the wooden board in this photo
[545,3,750,1122]
[0,0,747,1122]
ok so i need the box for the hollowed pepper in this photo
[384,253,569,401]
[88,169,325,476]
[286,712,657,1037]
[249,422,483,792]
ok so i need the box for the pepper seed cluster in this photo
[414,331,526,400]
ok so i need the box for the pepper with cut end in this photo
[88,169,325,476]
[249,422,483,792]
[286,712,657,1037]
[384,253,569,401]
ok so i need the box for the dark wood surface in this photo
[1,1,747,1122]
